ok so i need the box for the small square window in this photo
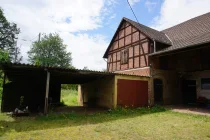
[121,49,128,64]
[201,78,210,89]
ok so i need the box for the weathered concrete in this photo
[78,74,152,108]
[78,76,115,109]
[152,69,182,105]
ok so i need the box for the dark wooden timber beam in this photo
[44,71,50,115]
[1,73,6,112]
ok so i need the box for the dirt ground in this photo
[165,105,210,116]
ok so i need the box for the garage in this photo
[117,78,149,107]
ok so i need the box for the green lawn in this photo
[0,106,210,140]
[61,89,78,106]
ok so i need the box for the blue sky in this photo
[86,0,163,42]
[1,0,210,70]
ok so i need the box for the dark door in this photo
[154,79,163,104]
[183,80,197,104]
[117,79,148,107]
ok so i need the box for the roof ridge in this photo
[123,17,164,35]
[123,17,172,45]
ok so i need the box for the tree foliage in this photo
[102,68,107,72]
[0,8,20,60]
[83,66,89,70]
[28,33,73,68]
[0,49,9,63]
[0,7,21,98]
[0,50,8,94]
[13,44,22,63]
[61,84,78,91]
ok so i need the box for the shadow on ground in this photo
[0,105,166,136]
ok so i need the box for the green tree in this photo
[0,50,9,99]
[102,68,107,72]
[28,33,73,68]
[13,44,22,63]
[83,66,89,70]
[0,49,9,63]
[0,8,20,60]
[0,50,9,88]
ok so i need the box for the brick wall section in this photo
[132,32,139,42]
[115,67,151,77]
[125,35,131,45]
[129,47,133,57]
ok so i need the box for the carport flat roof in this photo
[0,62,149,84]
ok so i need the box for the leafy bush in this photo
[0,88,2,107]
[0,70,3,87]
[0,50,10,63]
[108,104,167,116]
[0,79,2,88]
[0,70,4,105]
[61,84,78,90]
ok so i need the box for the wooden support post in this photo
[82,86,85,105]
[1,73,6,112]
[44,71,50,115]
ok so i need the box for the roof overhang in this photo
[0,63,115,84]
[149,41,210,57]
[0,63,149,84]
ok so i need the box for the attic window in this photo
[121,49,128,64]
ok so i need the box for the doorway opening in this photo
[154,79,163,104]
[60,84,79,107]
[49,84,81,113]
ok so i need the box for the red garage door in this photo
[117,79,148,107]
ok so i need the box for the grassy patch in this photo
[0,88,2,111]
[60,89,78,106]
[0,106,210,139]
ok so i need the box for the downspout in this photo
[153,40,156,53]
[103,58,108,71]
[103,58,107,62]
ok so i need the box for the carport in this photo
[0,63,115,113]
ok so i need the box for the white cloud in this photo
[128,0,141,6]
[60,33,108,70]
[0,0,116,70]
[151,0,210,30]
[145,0,157,12]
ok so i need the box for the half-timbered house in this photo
[104,12,210,105]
